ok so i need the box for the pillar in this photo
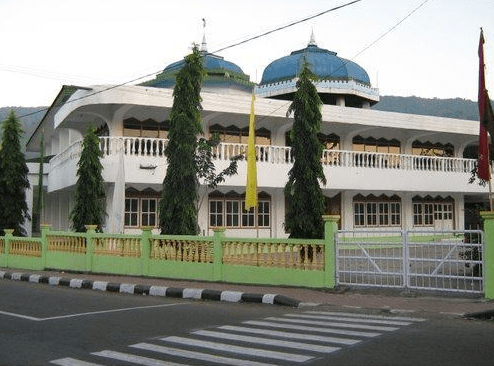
[480,211,494,299]
[323,215,340,288]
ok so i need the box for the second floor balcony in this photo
[47,136,486,194]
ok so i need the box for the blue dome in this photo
[164,51,245,76]
[260,44,371,86]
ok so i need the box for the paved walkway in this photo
[2,268,493,317]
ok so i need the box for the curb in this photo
[462,309,494,320]
[0,271,300,307]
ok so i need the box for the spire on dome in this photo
[201,18,208,52]
[308,29,317,47]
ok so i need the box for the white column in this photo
[455,194,464,230]
[336,96,345,107]
[23,184,34,236]
[341,191,354,230]
[401,192,413,231]
[272,188,286,238]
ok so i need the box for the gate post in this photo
[480,211,494,299]
[323,215,340,289]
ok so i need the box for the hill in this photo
[0,107,46,158]
[373,96,480,121]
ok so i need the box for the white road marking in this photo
[192,329,341,353]
[264,317,399,331]
[305,311,426,322]
[92,350,186,366]
[286,313,413,326]
[130,343,279,366]
[0,303,184,321]
[50,357,104,366]
[243,320,381,337]
[217,325,361,345]
[159,336,313,362]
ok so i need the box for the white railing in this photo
[100,137,168,157]
[53,137,477,175]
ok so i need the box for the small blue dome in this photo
[164,51,245,76]
[260,44,371,86]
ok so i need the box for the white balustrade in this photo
[53,137,478,175]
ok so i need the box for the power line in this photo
[16,0,361,120]
[211,1,361,54]
[17,0,428,122]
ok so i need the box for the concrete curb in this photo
[0,270,301,307]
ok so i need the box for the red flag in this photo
[478,29,494,181]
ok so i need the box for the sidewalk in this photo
[2,267,493,317]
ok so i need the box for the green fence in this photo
[0,216,339,289]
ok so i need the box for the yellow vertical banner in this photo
[245,91,258,210]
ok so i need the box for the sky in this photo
[0,0,493,107]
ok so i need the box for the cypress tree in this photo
[0,110,30,236]
[284,61,326,239]
[70,124,106,232]
[159,47,205,235]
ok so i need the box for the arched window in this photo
[353,136,401,154]
[209,124,271,145]
[353,194,401,227]
[208,191,271,228]
[123,118,170,138]
[412,141,454,157]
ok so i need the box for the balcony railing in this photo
[53,137,477,175]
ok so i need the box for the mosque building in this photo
[24,33,488,237]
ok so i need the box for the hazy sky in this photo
[1,0,493,107]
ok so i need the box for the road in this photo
[1,280,494,365]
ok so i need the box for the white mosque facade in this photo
[24,36,489,237]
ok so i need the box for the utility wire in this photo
[15,0,361,120]
[257,0,432,123]
[17,0,428,121]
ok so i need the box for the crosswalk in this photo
[50,310,425,366]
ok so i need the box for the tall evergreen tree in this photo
[159,47,205,235]
[70,124,106,232]
[284,62,326,239]
[0,110,30,236]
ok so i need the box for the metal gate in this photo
[336,229,484,294]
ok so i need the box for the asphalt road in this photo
[2,280,494,365]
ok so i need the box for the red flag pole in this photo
[479,28,494,210]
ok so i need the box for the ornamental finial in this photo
[201,18,208,52]
[308,29,317,47]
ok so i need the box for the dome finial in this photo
[308,29,317,47]
[201,18,208,52]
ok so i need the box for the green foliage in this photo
[284,62,326,239]
[196,133,242,189]
[69,124,106,232]
[0,110,30,236]
[159,47,206,235]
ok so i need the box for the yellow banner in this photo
[245,91,257,210]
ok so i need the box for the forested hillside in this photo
[373,95,480,121]
[0,107,46,155]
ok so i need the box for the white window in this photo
[354,199,401,228]
[413,201,454,227]
[125,198,139,227]
[125,197,159,227]
[209,196,271,228]
[209,200,223,227]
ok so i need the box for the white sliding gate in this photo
[336,230,484,294]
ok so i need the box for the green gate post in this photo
[480,211,494,299]
[141,226,153,277]
[40,224,51,269]
[85,225,97,273]
[4,229,14,268]
[323,215,340,289]
[213,228,225,281]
